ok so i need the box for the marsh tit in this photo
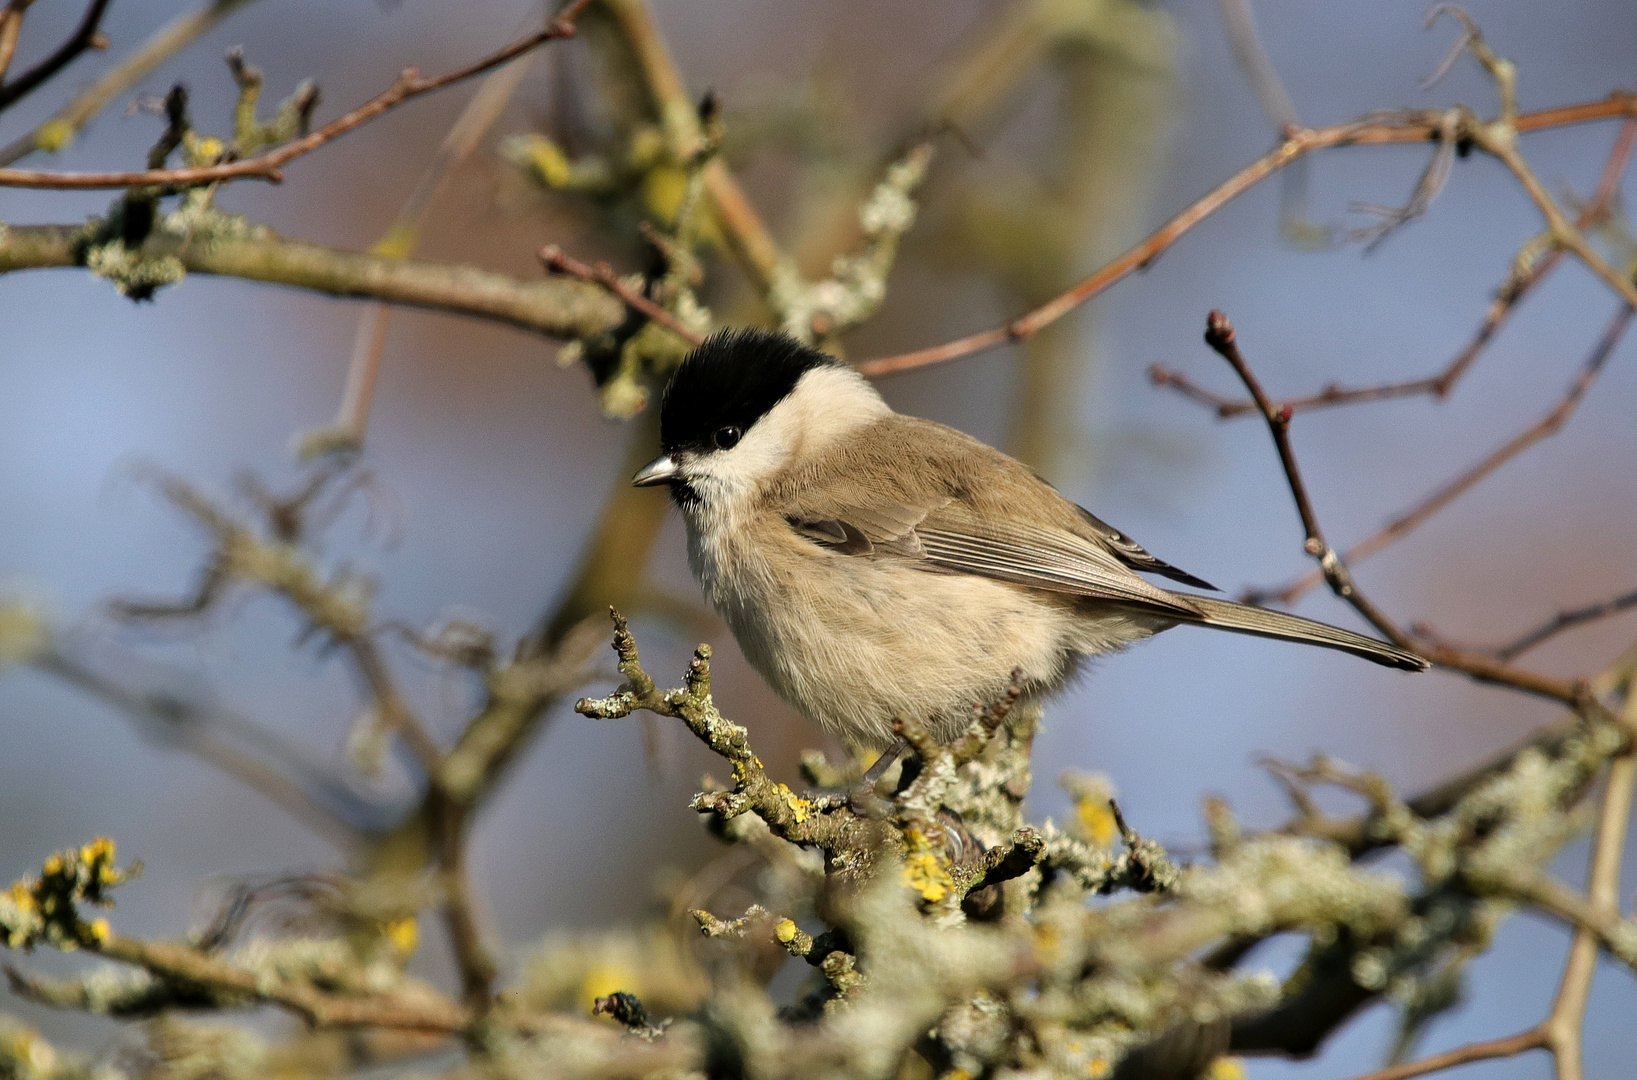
[633,329,1426,750]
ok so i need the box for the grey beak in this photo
[631,454,680,487]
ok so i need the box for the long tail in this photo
[1176,595,1429,671]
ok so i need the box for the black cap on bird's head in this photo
[632,329,844,489]
[660,329,842,454]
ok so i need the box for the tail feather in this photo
[1178,595,1429,672]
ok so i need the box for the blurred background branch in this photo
[0,3,1634,1080]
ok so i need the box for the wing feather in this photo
[774,415,1203,617]
[787,500,1200,617]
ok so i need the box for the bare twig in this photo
[0,0,593,188]
[857,93,1637,378]
[1348,109,1459,250]
[1538,692,1637,1079]
[1493,587,1637,661]
[314,33,539,456]
[0,0,262,167]
[539,244,705,346]
[0,0,33,85]
[1338,1028,1545,1080]
[0,0,110,111]
[599,0,784,291]
[1202,310,1582,704]
[1252,303,1632,606]
[1202,311,1408,644]
[1149,104,1628,418]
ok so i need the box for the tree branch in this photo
[0,0,262,167]
[1337,1028,1545,1080]
[0,0,110,111]
[1492,586,1637,662]
[539,244,704,346]
[856,92,1637,378]
[1151,117,1637,419]
[0,223,626,340]
[1251,303,1632,606]
[1201,310,1581,704]
[0,0,592,188]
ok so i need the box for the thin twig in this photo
[0,0,32,85]
[1537,682,1637,1080]
[1149,105,1628,417]
[0,0,110,110]
[539,244,705,346]
[1202,310,1582,704]
[599,0,784,291]
[0,0,263,167]
[1337,1028,1545,1080]
[1253,303,1632,606]
[0,0,593,188]
[322,24,541,454]
[1494,587,1637,661]
[1202,310,1410,646]
[856,92,1637,378]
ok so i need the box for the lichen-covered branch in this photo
[0,221,625,339]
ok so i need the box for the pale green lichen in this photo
[84,240,186,300]
[769,142,933,343]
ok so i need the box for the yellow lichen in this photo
[370,222,421,261]
[1077,799,1117,849]
[34,119,73,153]
[1206,1057,1245,1080]
[385,916,419,957]
[0,601,46,666]
[779,786,811,823]
[774,919,798,944]
[901,829,953,904]
[579,963,638,1015]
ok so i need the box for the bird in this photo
[632,328,1426,752]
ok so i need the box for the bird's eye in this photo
[712,425,743,450]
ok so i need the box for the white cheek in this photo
[683,364,889,507]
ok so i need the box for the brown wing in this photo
[777,419,1202,618]
[1074,507,1218,591]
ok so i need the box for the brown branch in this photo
[1492,586,1637,662]
[0,0,264,168]
[1202,310,1580,704]
[0,1,31,85]
[856,92,1637,378]
[1148,105,1627,418]
[1538,685,1637,1080]
[600,0,784,291]
[1202,311,1409,644]
[1337,1028,1545,1080]
[0,0,592,188]
[30,646,380,850]
[0,0,110,110]
[0,223,626,341]
[539,244,705,346]
[1254,303,1632,606]
[94,932,471,1032]
[307,38,538,457]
